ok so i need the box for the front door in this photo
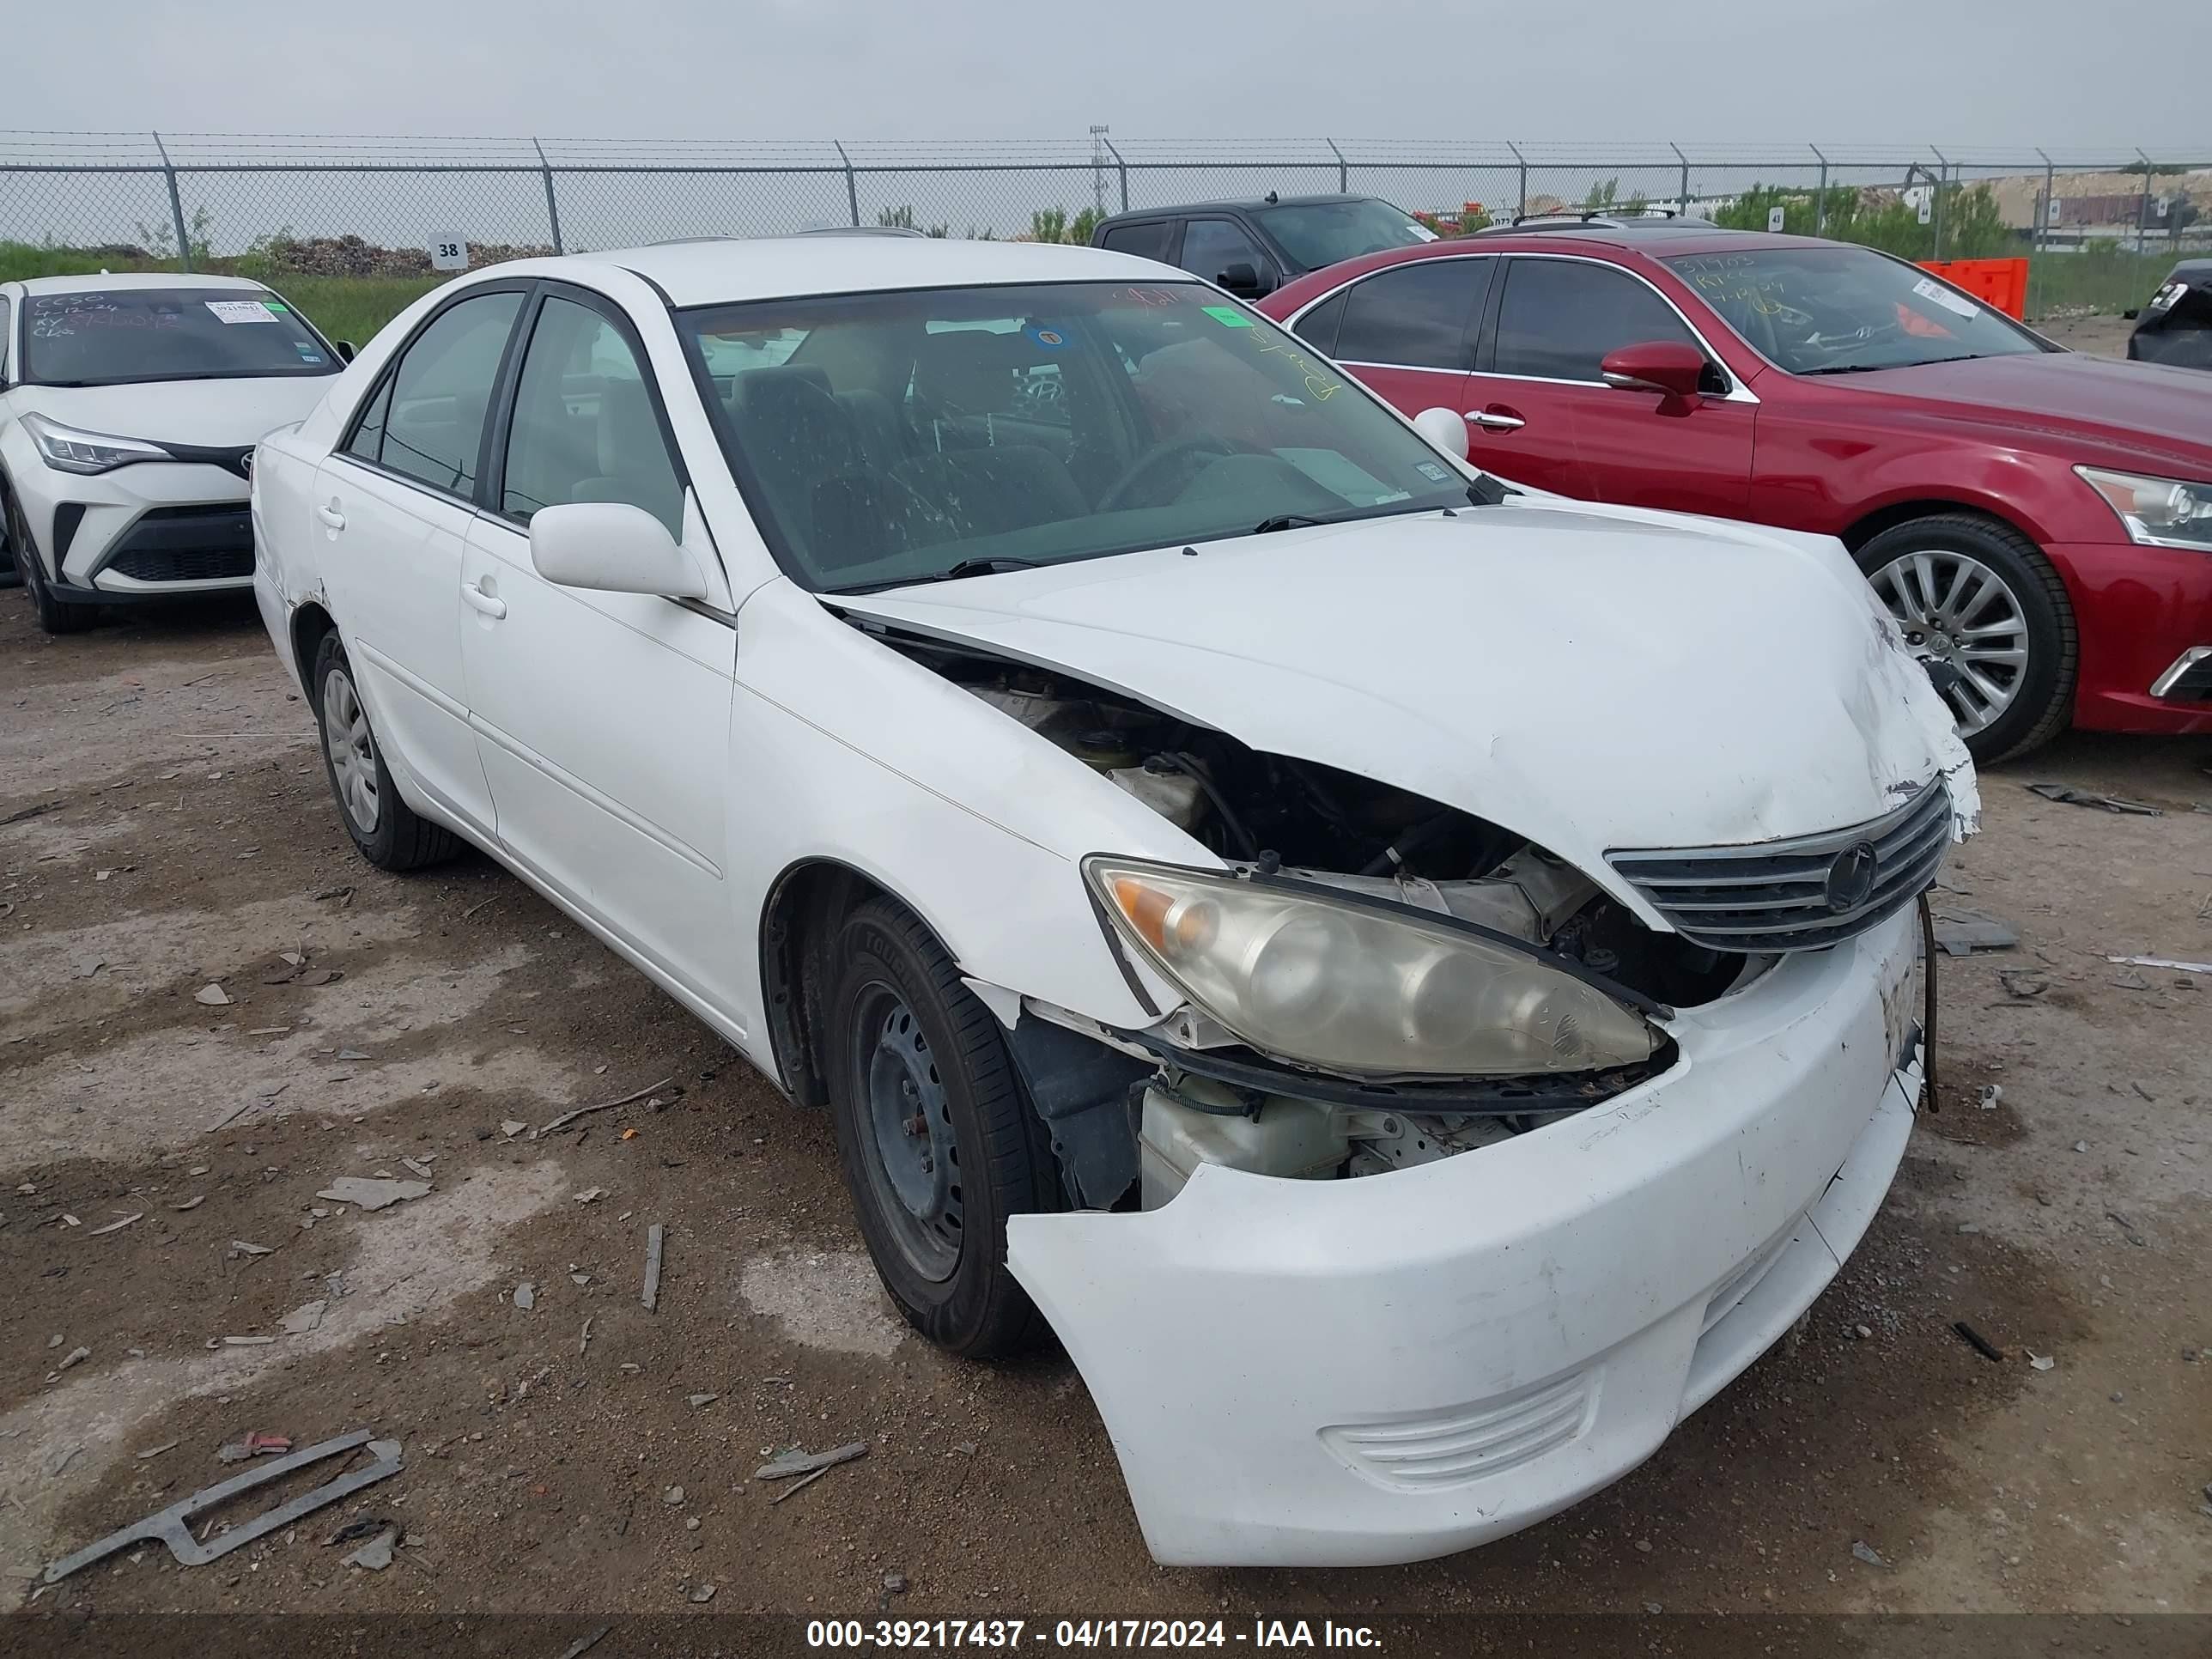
[312,286,525,834]
[457,287,741,1012]
[1297,255,1492,439]
[1469,255,1756,515]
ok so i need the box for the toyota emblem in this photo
[240,450,254,477]
[1823,842,1880,914]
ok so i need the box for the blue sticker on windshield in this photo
[1026,325,1067,349]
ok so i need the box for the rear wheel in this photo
[823,896,1060,1358]
[310,631,460,872]
[7,491,95,634]
[1856,514,2075,764]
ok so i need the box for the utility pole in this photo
[1090,125,1110,217]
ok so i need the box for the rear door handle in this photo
[1465,410,1526,432]
[316,502,346,531]
[462,581,507,621]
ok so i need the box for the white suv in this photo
[0,272,346,633]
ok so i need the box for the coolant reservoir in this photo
[1139,1080,1350,1209]
[1109,765,1204,830]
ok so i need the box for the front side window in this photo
[1334,260,1489,370]
[0,296,10,380]
[20,287,337,387]
[678,281,1480,593]
[1662,245,2045,374]
[1179,220,1273,288]
[1492,259,1699,383]
[501,295,684,536]
[1255,199,1436,271]
[356,290,522,495]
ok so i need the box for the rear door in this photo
[1291,256,1490,428]
[1469,254,1755,513]
[311,284,526,834]
[459,283,740,1008]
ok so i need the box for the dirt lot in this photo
[2,569,2209,1638]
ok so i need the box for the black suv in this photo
[1090,193,1433,297]
[2128,258,2212,370]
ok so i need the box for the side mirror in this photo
[1600,341,1712,404]
[528,502,707,600]
[335,341,357,363]
[2122,308,2141,321]
[1217,262,1267,299]
[1413,406,1469,462]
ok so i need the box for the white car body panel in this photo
[1,274,337,598]
[246,240,1978,1568]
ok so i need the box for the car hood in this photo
[1844,350,2212,473]
[833,501,1978,886]
[10,376,335,449]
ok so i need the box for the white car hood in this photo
[834,501,1978,884]
[9,375,334,448]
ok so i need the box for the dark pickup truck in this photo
[1090,193,1434,298]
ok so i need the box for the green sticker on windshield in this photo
[264,300,289,313]
[1200,305,1253,328]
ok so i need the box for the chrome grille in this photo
[1607,780,1952,953]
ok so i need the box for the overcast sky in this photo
[7,0,2205,155]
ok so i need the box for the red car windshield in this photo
[1662,246,2045,375]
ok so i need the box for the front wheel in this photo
[7,491,94,633]
[1856,514,2076,764]
[310,631,459,872]
[823,896,1060,1358]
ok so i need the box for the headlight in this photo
[21,411,170,476]
[2076,465,2212,551]
[1086,858,1656,1078]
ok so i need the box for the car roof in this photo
[11,270,271,296]
[1468,225,1808,257]
[1096,194,1370,224]
[548,235,1177,308]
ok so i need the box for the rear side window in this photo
[1492,259,1696,382]
[1292,290,1346,356]
[1099,221,1173,261]
[1334,260,1488,370]
[501,295,684,536]
[349,290,522,495]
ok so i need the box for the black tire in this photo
[310,630,460,872]
[0,479,22,590]
[823,896,1060,1358]
[1854,513,2075,765]
[7,491,95,634]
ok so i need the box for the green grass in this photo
[2025,247,2181,321]
[0,241,447,346]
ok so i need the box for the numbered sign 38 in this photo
[428,236,469,273]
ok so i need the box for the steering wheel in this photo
[1097,437,1239,513]
[1799,317,1902,357]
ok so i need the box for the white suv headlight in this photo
[21,411,170,476]
[2076,465,2212,551]
[1086,858,1657,1079]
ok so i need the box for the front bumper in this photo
[1008,905,1923,1567]
[2044,540,2212,734]
[9,452,254,601]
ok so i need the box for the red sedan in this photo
[1259,223,2212,762]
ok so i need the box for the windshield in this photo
[1661,246,2046,374]
[677,281,1479,592]
[21,288,338,387]
[1256,199,1436,270]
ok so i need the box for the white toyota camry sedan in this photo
[250,236,1977,1568]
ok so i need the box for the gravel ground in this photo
[1,556,2207,1634]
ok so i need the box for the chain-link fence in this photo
[4,132,2208,320]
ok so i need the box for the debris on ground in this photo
[343,1527,398,1571]
[641,1224,665,1310]
[501,1120,527,1138]
[218,1432,294,1463]
[663,1486,684,1506]
[193,983,232,1006]
[514,1282,537,1310]
[574,1188,605,1205]
[690,1584,717,1603]
[56,1345,90,1373]
[280,1300,325,1335]
[173,1195,204,1212]
[314,1176,430,1212]
[399,1157,433,1179]
[229,1240,273,1257]
[578,1316,593,1357]
[1995,972,2048,1000]
[136,1442,179,1461]
[323,1515,392,1548]
[2027,783,2162,816]
[757,1441,870,1480]
[2108,954,2212,975]
[884,1571,909,1594]
[41,1431,401,1582]
[88,1212,143,1236]
[1978,1084,2003,1110]
[223,1335,276,1346]
[1850,1540,1888,1568]
[687,1393,718,1408]
[1953,1322,2006,1363]
[2029,1352,2057,1372]
[557,1628,613,1659]
[538,1075,676,1137]
[1931,908,2018,955]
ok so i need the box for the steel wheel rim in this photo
[853,983,963,1283]
[1869,550,2030,737]
[322,666,380,834]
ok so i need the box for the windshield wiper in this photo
[1251,513,1332,534]
[1799,353,1982,377]
[915,556,1046,583]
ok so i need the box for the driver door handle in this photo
[316,502,346,531]
[462,580,507,621]
[1465,410,1526,431]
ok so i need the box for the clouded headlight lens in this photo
[2076,465,2212,551]
[1087,858,1656,1078]
[21,411,170,476]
